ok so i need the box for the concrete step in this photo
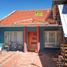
[64,58,67,61]
[65,63,67,66]
[64,50,67,53]
[64,44,67,47]
[63,47,67,49]
[65,54,67,56]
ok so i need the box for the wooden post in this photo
[24,26,27,52]
[36,26,40,52]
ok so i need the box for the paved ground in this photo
[0,51,42,67]
[0,51,58,67]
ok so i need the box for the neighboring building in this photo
[52,0,67,42]
[52,0,67,24]
[0,9,61,52]
[53,0,67,66]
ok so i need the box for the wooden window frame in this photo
[44,31,60,48]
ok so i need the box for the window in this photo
[45,31,60,48]
[32,38,37,40]
[33,33,37,36]
[35,11,43,16]
[31,42,37,44]
[4,31,23,44]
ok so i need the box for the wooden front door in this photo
[28,32,37,52]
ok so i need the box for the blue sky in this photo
[0,0,52,19]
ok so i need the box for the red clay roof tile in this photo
[0,9,57,26]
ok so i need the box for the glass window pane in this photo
[45,32,48,42]
[49,32,55,43]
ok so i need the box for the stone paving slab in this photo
[0,52,42,67]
